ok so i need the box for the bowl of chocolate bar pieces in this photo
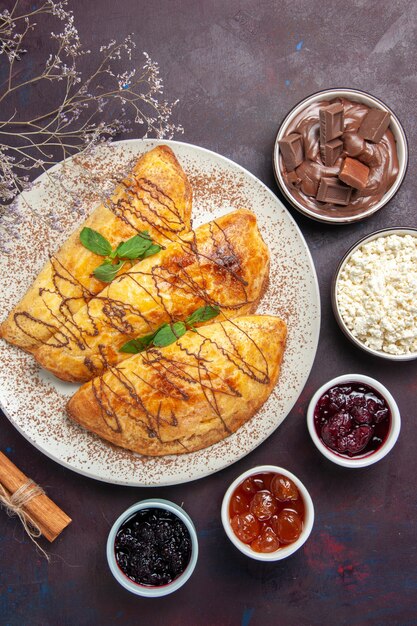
[273,88,408,224]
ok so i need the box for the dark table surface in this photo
[1,1,417,625]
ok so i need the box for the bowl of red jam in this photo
[221,465,314,561]
[307,374,401,468]
[106,499,198,597]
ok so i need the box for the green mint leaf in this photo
[116,233,154,260]
[119,331,157,354]
[118,317,192,355]
[142,243,162,259]
[118,304,217,355]
[80,227,112,257]
[153,322,187,347]
[185,305,220,326]
[93,259,125,282]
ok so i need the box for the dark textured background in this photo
[1,1,417,625]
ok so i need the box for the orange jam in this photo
[229,472,305,553]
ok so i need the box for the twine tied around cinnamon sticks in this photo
[0,479,50,560]
[0,452,71,561]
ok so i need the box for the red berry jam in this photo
[229,472,305,553]
[314,382,391,457]
[114,508,192,587]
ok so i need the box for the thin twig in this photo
[0,0,183,249]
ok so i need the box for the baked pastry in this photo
[0,145,192,353]
[67,315,287,456]
[34,209,270,382]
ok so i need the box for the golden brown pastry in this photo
[34,209,270,383]
[67,315,287,456]
[0,146,192,353]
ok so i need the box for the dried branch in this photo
[0,0,183,251]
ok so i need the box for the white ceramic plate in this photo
[0,139,320,486]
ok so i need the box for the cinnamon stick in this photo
[0,452,71,542]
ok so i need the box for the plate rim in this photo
[0,138,321,486]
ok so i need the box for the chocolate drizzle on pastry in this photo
[33,210,270,383]
[0,145,192,352]
[114,177,187,241]
[66,316,286,456]
[14,178,188,346]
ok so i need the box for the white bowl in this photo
[307,374,401,468]
[221,465,314,561]
[273,88,408,224]
[332,227,417,361]
[106,499,198,597]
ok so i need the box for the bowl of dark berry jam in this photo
[221,465,314,561]
[307,374,401,468]
[106,499,198,597]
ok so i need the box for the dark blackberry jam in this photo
[114,508,192,587]
[314,382,391,457]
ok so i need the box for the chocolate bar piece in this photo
[316,177,352,205]
[339,157,369,190]
[358,108,390,143]
[320,138,343,166]
[319,103,344,144]
[279,133,304,171]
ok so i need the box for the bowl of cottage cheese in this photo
[332,228,417,360]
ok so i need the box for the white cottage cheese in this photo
[337,233,417,355]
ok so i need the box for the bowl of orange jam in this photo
[221,465,314,561]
